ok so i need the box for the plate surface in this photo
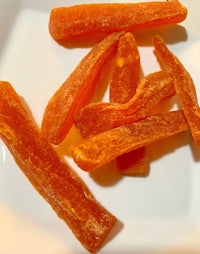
[1,1,200,253]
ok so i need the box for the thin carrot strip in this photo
[49,0,187,41]
[0,81,117,253]
[109,32,149,176]
[41,32,123,145]
[153,35,200,145]
[109,32,140,103]
[74,71,175,137]
[71,110,188,171]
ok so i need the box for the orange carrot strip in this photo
[0,81,117,253]
[71,110,188,171]
[153,35,200,146]
[49,0,187,41]
[109,32,148,176]
[74,71,175,137]
[109,32,140,103]
[41,32,123,145]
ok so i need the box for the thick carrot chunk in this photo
[0,81,117,253]
[71,111,188,171]
[74,71,175,137]
[49,0,187,41]
[116,148,149,176]
[109,32,148,176]
[153,35,200,145]
[41,32,123,145]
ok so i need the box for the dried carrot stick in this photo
[109,32,149,176]
[0,81,117,253]
[49,0,187,41]
[71,110,188,171]
[153,35,200,146]
[74,71,175,137]
[109,32,140,103]
[41,32,123,145]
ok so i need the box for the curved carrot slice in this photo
[109,32,148,176]
[0,81,117,253]
[74,71,175,137]
[49,0,187,41]
[109,32,140,103]
[41,32,123,145]
[71,110,188,171]
[153,35,200,146]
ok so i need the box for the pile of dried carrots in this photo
[2,0,200,253]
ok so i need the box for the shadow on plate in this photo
[89,160,123,187]
[134,24,187,46]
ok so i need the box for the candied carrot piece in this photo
[49,0,187,41]
[109,32,140,103]
[0,81,117,253]
[71,110,188,171]
[41,32,123,145]
[109,32,149,176]
[116,148,149,176]
[153,35,200,146]
[74,71,175,137]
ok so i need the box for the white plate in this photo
[1,1,200,253]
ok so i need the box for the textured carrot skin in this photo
[49,0,187,41]
[153,35,200,146]
[74,71,175,137]
[71,110,188,171]
[109,32,149,176]
[109,32,140,103]
[41,32,123,145]
[0,81,117,253]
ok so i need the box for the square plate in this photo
[1,1,200,253]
